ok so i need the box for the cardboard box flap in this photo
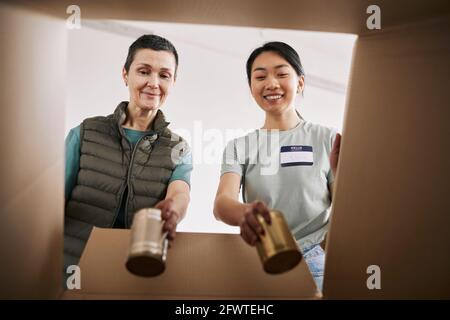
[6,0,450,35]
[323,15,450,299]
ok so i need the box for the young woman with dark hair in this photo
[214,42,341,291]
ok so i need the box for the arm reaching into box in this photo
[214,173,271,246]
[213,172,247,226]
[155,180,190,241]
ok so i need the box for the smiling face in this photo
[250,51,304,115]
[122,48,176,111]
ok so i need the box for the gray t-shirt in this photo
[221,120,337,251]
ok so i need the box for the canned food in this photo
[255,210,302,274]
[125,208,168,277]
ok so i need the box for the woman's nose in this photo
[146,73,159,88]
[265,76,280,90]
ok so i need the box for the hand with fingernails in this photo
[154,198,179,245]
[239,200,272,246]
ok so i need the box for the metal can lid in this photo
[135,208,162,221]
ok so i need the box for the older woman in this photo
[64,35,192,277]
[214,42,341,291]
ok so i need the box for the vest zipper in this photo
[111,186,126,228]
[111,136,133,228]
[123,135,150,229]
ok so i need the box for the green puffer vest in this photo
[64,101,189,273]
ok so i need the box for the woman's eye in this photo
[138,70,149,75]
[160,73,170,79]
[255,76,265,80]
[278,73,288,77]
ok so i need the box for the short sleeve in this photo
[220,139,244,177]
[169,152,193,187]
[65,125,81,200]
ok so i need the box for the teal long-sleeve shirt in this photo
[65,125,193,227]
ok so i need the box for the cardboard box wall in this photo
[0,2,66,299]
[1,0,449,299]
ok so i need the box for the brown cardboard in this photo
[1,0,449,299]
[63,228,320,299]
[0,2,65,299]
[6,0,450,34]
[323,16,450,299]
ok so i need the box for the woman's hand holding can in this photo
[155,198,180,242]
[239,200,271,246]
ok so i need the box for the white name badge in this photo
[280,145,313,167]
